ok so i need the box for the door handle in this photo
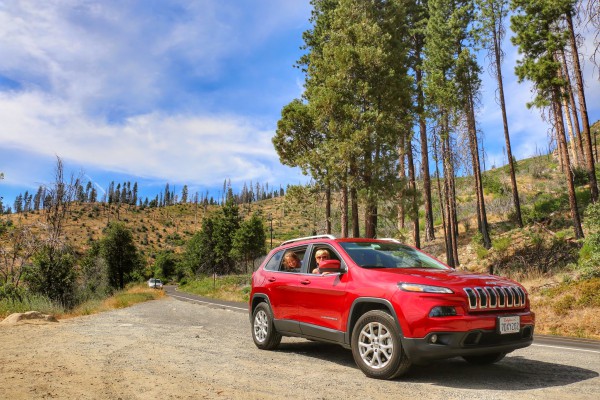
[300,280,311,285]
[267,277,276,282]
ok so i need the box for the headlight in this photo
[398,283,453,294]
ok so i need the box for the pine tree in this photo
[511,0,584,238]
[477,0,523,227]
[181,185,188,204]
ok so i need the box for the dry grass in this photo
[63,285,165,319]
[526,278,600,339]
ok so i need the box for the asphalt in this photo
[164,285,600,353]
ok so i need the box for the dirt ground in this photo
[1,296,599,400]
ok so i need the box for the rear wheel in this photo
[351,310,411,380]
[462,352,506,365]
[251,302,281,350]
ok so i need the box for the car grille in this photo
[463,286,527,310]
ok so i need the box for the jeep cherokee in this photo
[249,235,535,379]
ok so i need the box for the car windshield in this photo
[339,242,450,270]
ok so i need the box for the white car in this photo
[148,278,163,289]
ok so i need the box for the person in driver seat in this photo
[312,249,331,274]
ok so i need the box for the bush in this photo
[492,236,511,254]
[577,203,600,279]
[23,246,77,308]
[572,167,589,186]
[482,174,507,196]
[522,193,568,224]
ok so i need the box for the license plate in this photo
[498,316,520,334]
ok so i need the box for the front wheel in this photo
[462,352,506,365]
[251,302,281,350]
[351,310,411,380]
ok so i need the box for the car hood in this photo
[364,267,522,289]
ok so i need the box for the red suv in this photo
[249,235,535,379]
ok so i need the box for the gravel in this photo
[0,296,598,399]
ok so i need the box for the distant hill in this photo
[4,120,600,339]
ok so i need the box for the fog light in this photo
[429,306,457,317]
[430,334,438,344]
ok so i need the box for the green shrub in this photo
[577,203,600,279]
[476,245,488,260]
[572,167,589,186]
[522,193,568,224]
[471,231,484,246]
[482,174,507,196]
[492,236,511,253]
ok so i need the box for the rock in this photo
[0,311,59,325]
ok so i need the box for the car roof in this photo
[277,235,399,248]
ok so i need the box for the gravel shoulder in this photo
[1,296,599,399]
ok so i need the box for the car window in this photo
[308,245,342,273]
[340,242,450,270]
[278,247,307,272]
[264,250,284,271]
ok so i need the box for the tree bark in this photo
[560,49,585,164]
[325,182,331,234]
[492,24,523,227]
[553,90,584,239]
[415,57,435,241]
[433,133,450,264]
[350,161,360,237]
[398,133,406,231]
[466,90,492,249]
[406,137,421,249]
[351,187,359,238]
[340,180,348,238]
[441,118,458,267]
[566,11,599,202]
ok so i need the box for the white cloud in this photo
[0,0,311,197]
[0,90,282,186]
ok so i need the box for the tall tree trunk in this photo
[466,91,492,249]
[553,91,584,239]
[365,202,377,239]
[560,49,585,164]
[398,133,406,231]
[350,161,360,237]
[415,56,435,241]
[325,182,332,234]
[557,56,580,167]
[341,180,348,238]
[351,187,359,238]
[433,133,450,263]
[364,146,377,238]
[407,137,421,248]
[441,117,458,267]
[492,25,523,227]
[566,11,599,202]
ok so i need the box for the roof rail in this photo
[280,234,337,247]
[379,238,401,243]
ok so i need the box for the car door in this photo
[261,246,308,327]
[296,244,348,335]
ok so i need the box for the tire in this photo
[251,302,282,350]
[351,310,411,380]
[462,352,506,365]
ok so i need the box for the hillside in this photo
[3,122,600,339]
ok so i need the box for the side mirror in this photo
[319,259,342,274]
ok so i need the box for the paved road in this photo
[166,285,600,354]
[2,286,597,399]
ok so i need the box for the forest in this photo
[1,0,599,337]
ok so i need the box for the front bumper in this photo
[402,324,534,365]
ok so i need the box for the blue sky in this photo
[0,0,599,208]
